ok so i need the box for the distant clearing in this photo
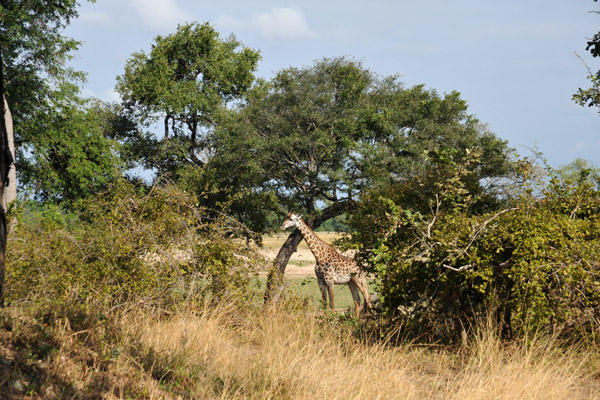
[257,232,348,277]
[255,232,373,310]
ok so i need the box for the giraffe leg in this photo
[355,274,372,313]
[327,284,335,310]
[347,280,362,318]
[317,277,328,307]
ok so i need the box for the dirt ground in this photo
[257,246,316,277]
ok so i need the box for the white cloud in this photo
[130,0,190,31]
[80,88,121,103]
[79,12,112,24]
[103,88,122,103]
[253,8,316,39]
[217,7,317,40]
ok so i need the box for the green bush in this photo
[350,153,600,342]
[5,181,261,308]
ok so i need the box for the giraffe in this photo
[280,211,372,316]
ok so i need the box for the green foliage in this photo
[5,181,261,308]
[232,58,511,219]
[0,0,88,101]
[315,214,349,232]
[555,158,600,184]
[238,57,374,216]
[116,22,260,174]
[0,0,123,205]
[19,94,123,202]
[0,0,93,176]
[351,153,600,342]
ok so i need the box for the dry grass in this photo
[1,302,599,399]
[119,306,599,399]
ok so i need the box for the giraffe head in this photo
[280,211,302,230]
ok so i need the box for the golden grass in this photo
[1,301,598,399]
[119,305,599,399]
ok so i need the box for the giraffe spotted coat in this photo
[281,212,372,316]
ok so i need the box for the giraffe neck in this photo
[294,217,330,264]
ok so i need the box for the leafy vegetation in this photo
[115,22,260,175]
[349,152,600,341]
[6,181,260,309]
[0,4,600,398]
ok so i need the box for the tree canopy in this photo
[214,57,512,301]
[234,58,510,220]
[0,0,117,203]
[116,22,260,175]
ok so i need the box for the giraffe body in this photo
[281,212,371,316]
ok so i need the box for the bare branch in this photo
[440,208,519,270]
[443,258,513,272]
[442,263,476,272]
[426,192,441,239]
[575,52,594,77]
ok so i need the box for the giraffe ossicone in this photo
[280,211,372,316]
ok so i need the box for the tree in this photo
[0,0,90,181]
[226,57,511,303]
[20,93,123,203]
[0,0,97,302]
[0,35,12,306]
[574,0,600,111]
[1,95,14,211]
[115,22,260,176]
[555,158,600,184]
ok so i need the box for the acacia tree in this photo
[116,22,260,176]
[226,57,511,302]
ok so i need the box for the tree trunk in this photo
[263,201,353,304]
[0,50,13,306]
[264,228,304,305]
[2,96,15,210]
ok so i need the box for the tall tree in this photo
[116,22,260,176]
[227,57,512,303]
[1,95,14,210]
[0,0,89,178]
[574,0,600,112]
[0,38,12,305]
[0,0,96,301]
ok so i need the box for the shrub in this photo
[5,181,261,308]
[350,153,600,342]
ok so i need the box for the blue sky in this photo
[65,0,600,168]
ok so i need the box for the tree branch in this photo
[440,208,519,271]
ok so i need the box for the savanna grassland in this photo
[2,4,600,398]
[1,205,599,399]
[1,298,599,399]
